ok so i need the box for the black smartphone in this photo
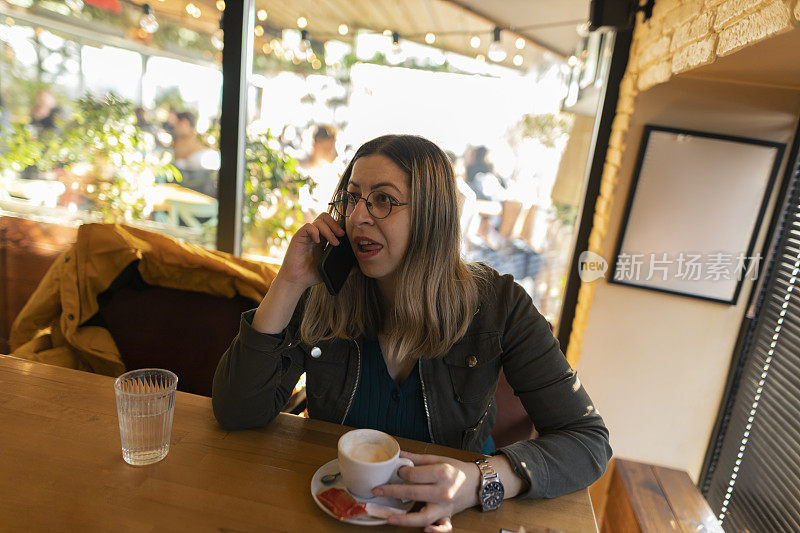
[317,231,357,295]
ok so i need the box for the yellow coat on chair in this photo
[10,223,278,376]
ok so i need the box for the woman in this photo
[213,135,611,532]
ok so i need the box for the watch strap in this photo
[475,458,498,483]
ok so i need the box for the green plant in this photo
[552,201,579,226]
[511,113,574,149]
[0,92,180,222]
[154,87,190,114]
[243,131,313,251]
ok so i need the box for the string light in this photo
[299,29,311,58]
[21,5,572,73]
[388,31,405,65]
[185,14,558,71]
[139,4,158,34]
[576,22,590,38]
[185,3,201,18]
[487,26,506,62]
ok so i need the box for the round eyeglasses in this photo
[329,190,409,220]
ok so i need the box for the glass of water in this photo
[114,368,178,466]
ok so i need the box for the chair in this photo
[9,223,280,394]
[95,261,256,396]
[491,370,537,448]
[97,263,306,411]
[168,198,219,230]
[490,320,556,448]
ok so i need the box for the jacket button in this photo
[311,346,322,358]
[466,355,477,367]
[67,313,75,320]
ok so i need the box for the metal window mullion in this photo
[217,0,255,255]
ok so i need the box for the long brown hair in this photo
[299,135,486,361]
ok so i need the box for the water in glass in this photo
[114,369,178,466]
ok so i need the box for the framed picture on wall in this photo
[609,125,785,304]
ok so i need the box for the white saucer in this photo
[310,458,414,526]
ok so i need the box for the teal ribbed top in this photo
[343,338,431,443]
[344,338,496,455]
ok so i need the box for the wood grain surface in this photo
[602,459,723,533]
[0,355,597,532]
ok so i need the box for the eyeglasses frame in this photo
[328,190,410,220]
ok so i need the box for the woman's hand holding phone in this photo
[251,213,345,335]
[278,212,345,290]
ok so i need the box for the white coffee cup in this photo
[337,429,414,499]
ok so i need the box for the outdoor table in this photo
[0,355,598,532]
[151,182,216,211]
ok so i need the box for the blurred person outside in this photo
[465,145,507,203]
[464,145,506,245]
[448,150,479,255]
[298,125,343,219]
[21,89,65,180]
[30,88,64,135]
[171,111,219,197]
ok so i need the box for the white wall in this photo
[578,76,800,482]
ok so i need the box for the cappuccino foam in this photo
[349,442,393,463]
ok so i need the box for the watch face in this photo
[481,480,504,510]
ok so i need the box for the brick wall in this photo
[565,0,800,367]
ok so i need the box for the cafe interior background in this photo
[1,0,800,530]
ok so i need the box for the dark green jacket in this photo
[212,267,611,499]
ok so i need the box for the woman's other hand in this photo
[372,451,480,533]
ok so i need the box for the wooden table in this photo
[151,183,216,211]
[0,355,597,532]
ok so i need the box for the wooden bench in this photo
[591,458,723,532]
[0,216,76,355]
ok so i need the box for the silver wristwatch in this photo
[475,458,504,511]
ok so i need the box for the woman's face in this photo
[345,154,412,291]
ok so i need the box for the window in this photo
[0,0,222,248]
[702,155,800,531]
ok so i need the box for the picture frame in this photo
[609,125,785,304]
